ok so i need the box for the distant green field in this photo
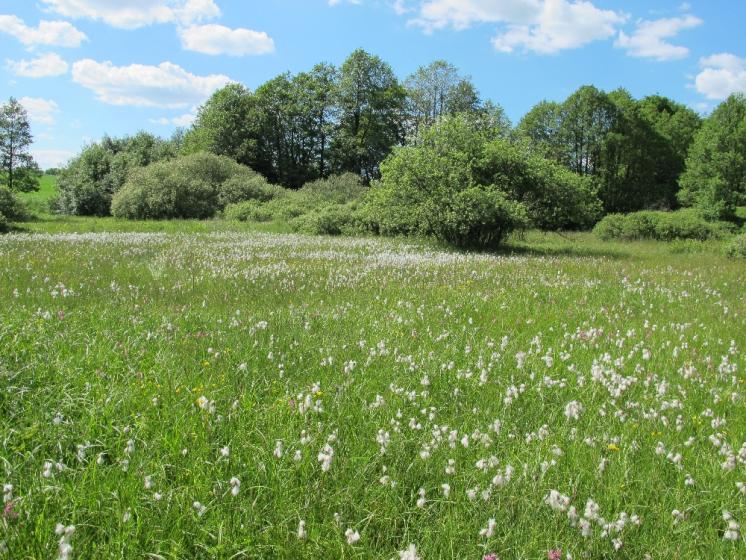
[17,174,58,215]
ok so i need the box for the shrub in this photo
[290,202,364,236]
[224,200,274,222]
[0,211,8,233]
[218,175,283,207]
[56,132,178,216]
[0,186,29,222]
[112,153,267,220]
[593,209,734,241]
[725,234,746,258]
[298,173,366,204]
[370,115,563,248]
[592,213,626,241]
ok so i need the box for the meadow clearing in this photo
[1,220,745,559]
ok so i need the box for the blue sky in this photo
[1,0,745,169]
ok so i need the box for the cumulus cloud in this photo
[19,97,60,125]
[615,15,702,61]
[0,14,87,47]
[179,24,275,56]
[5,53,69,78]
[40,0,220,29]
[71,59,232,108]
[694,53,746,100]
[491,0,625,54]
[392,0,625,54]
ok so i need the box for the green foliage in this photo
[57,132,179,216]
[290,202,364,236]
[517,87,701,213]
[593,210,734,241]
[725,233,746,258]
[111,153,265,220]
[0,185,29,222]
[297,172,366,204]
[370,115,597,248]
[0,210,7,232]
[679,94,746,220]
[330,49,406,181]
[0,97,39,193]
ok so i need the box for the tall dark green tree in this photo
[183,84,258,166]
[332,49,406,181]
[679,93,746,219]
[0,97,40,192]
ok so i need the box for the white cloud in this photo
[19,97,60,126]
[40,0,220,29]
[694,53,746,100]
[71,59,232,108]
[398,0,625,54]
[0,14,87,48]
[5,53,69,78]
[150,112,197,126]
[491,0,625,54]
[32,149,75,170]
[409,0,540,32]
[615,15,702,61]
[179,24,275,56]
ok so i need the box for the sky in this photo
[1,0,745,170]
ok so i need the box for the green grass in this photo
[0,222,745,559]
[16,174,58,215]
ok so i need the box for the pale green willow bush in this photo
[111,152,270,220]
[594,210,735,241]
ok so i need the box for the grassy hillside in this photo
[17,174,58,215]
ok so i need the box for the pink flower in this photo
[3,501,18,520]
[483,554,499,560]
[547,549,562,560]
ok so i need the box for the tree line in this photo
[2,48,745,240]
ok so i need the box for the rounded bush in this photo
[0,187,29,222]
[594,210,733,241]
[291,203,361,236]
[112,152,267,220]
[725,233,746,258]
[592,214,626,241]
[224,200,273,222]
[218,175,283,207]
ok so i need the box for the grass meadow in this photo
[1,179,745,558]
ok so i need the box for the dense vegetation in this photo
[3,51,746,251]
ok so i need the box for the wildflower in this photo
[144,476,153,490]
[317,444,333,472]
[345,528,361,544]
[398,544,420,560]
[607,443,620,452]
[124,439,135,455]
[3,501,18,520]
[193,501,207,517]
[2,485,11,504]
[55,524,75,560]
[479,518,496,538]
[297,520,307,540]
[274,440,284,459]
[230,477,241,497]
[220,446,230,458]
[723,511,740,541]
[43,461,54,478]
[547,549,562,560]
[122,509,132,523]
[483,554,500,560]
[153,492,162,501]
[441,483,451,497]
[416,487,426,508]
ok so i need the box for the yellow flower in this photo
[607,443,620,452]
